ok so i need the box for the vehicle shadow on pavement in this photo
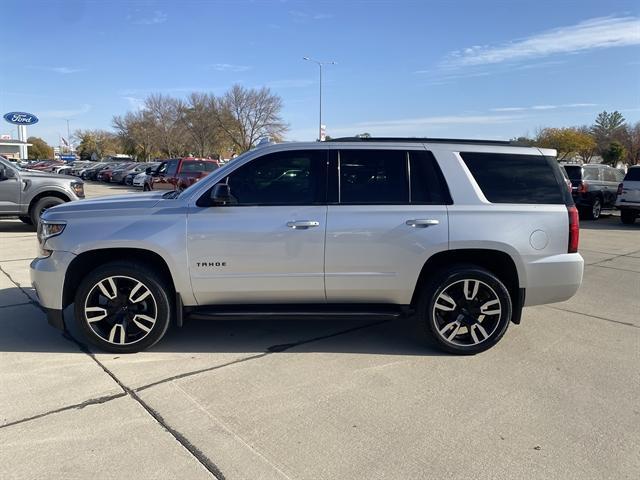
[0,291,444,356]
[0,221,35,233]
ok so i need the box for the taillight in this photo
[578,181,588,193]
[616,183,623,196]
[567,206,579,253]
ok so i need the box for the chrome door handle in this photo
[287,220,320,229]
[406,219,440,228]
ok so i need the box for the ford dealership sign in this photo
[4,112,39,125]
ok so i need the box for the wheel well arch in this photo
[411,249,521,316]
[63,248,176,308]
[28,191,71,214]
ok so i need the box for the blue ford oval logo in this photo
[3,112,39,125]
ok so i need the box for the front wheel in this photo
[30,196,65,226]
[74,262,172,353]
[416,265,512,355]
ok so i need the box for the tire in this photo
[416,265,512,355]
[30,196,65,226]
[584,197,602,220]
[621,210,637,225]
[19,216,33,225]
[74,262,172,353]
[143,183,151,191]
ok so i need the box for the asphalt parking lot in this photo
[1,183,638,480]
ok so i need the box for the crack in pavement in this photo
[0,301,33,309]
[545,305,639,328]
[136,318,391,392]
[1,392,127,429]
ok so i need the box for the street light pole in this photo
[303,57,335,141]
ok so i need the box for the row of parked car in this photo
[559,162,640,223]
[52,157,221,191]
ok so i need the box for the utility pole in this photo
[65,119,71,153]
[303,57,336,141]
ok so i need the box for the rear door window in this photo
[460,152,565,204]
[339,149,408,204]
[409,150,451,204]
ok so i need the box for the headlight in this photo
[37,221,66,257]
[71,182,85,198]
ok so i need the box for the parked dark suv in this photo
[562,164,624,220]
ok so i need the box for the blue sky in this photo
[1,0,639,146]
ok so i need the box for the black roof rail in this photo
[326,137,523,146]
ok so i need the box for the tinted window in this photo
[224,150,324,205]
[461,152,564,204]
[624,168,640,181]
[182,161,218,173]
[582,167,600,181]
[409,150,451,204]
[563,165,582,180]
[339,149,408,204]
[166,160,180,176]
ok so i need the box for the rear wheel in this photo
[621,210,637,224]
[74,262,172,353]
[416,265,512,355]
[30,196,65,226]
[583,197,602,220]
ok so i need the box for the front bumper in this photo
[30,251,76,323]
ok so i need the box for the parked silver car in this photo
[31,138,583,354]
[0,156,84,226]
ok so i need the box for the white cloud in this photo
[131,10,167,25]
[289,10,333,22]
[210,63,251,72]
[52,67,83,74]
[123,97,145,110]
[491,103,597,112]
[29,66,84,74]
[443,16,640,68]
[38,104,91,119]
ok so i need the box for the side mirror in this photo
[210,183,231,205]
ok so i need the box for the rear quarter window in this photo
[460,152,565,204]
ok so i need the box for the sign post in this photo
[3,111,39,160]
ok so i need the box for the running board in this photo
[186,304,411,321]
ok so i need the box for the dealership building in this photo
[0,138,31,160]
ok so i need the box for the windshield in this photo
[563,165,582,180]
[172,153,249,199]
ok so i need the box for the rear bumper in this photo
[523,253,584,306]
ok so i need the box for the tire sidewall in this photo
[74,263,172,353]
[419,266,512,355]
[31,197,65,225]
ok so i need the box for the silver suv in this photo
[30,139,584,355]
[0,156,84,226]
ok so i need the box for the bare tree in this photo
[144,94,186,157]
[214,84,287,152]
[181,92,219,157]
[113,111,159,161]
